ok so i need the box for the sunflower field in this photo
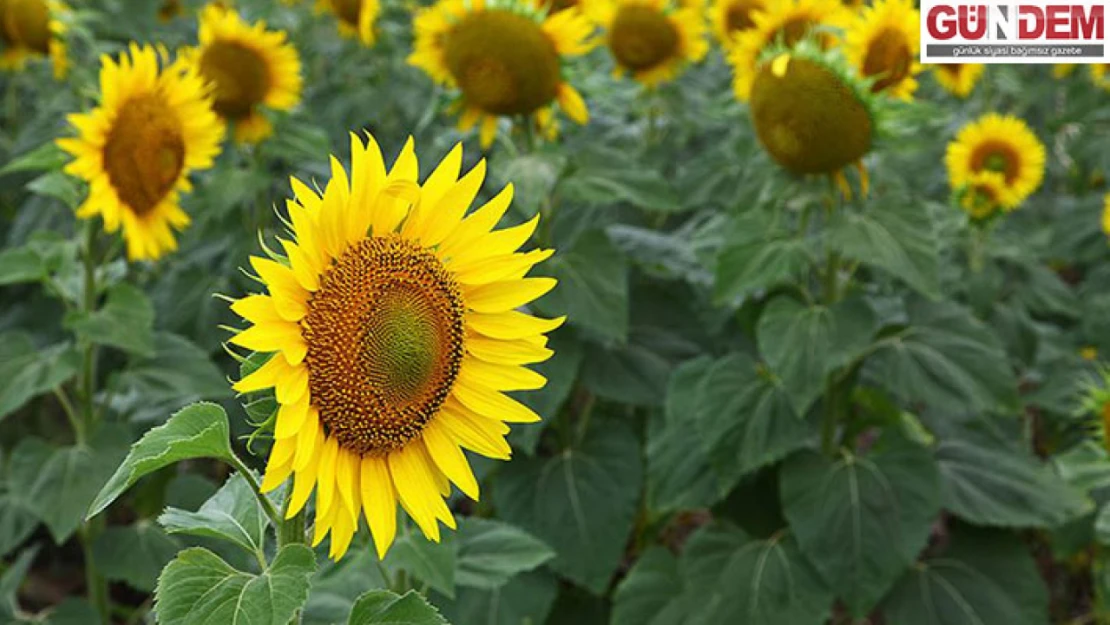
[1,0,1110,623]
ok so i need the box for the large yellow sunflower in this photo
[710,0,765,49]
[844,0,919,100]
[728,0,849,101]
[946,113,1045,211]
[599,0,708,87]
[230,133,561,560]
[315,0,379,46]
[0,0,67,79]
[185,4,303,144]
[56,44,224,261]
[409,0,593,149]
[929,63,984,98]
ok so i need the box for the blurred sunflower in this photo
[230,133,561,560]
[316,0,379,45]
[599,0,707,86]
[710,0,763,49]
[1052,64,1076,79]
[0,0,67,78]
[929,63,983,98]
[56,44,223,261]
[946,113,1045,210]
[957,171,1006,220]
[844,0,919,100]
[749,49,873,195]
[409,0,593,149]
[728,0,849,100]
[1102,193,1110,238]
[186,4,303,144]
[1092,64,1110,91]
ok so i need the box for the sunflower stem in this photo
[80,221,99,428]
[278,487,306,548]
[80,522,110,624]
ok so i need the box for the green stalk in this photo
[277,487,306,548]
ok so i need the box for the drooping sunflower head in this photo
[599,0,708,87]
[56,44,224,261]
[844,0,919,100]
[728,0,849,101]
[749,49,874,183]
[0,0,68,78]
[710,0,764,49]
[230,132,562,561]
[409,0,593,149]
[956,170,1006,220]
[316,0,380,45]
[929,62,984,98]
[945,113,1046,211]
[185,3,303,144]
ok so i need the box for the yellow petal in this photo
[448,214,541,269]
[459,357,547,391]
[229,322,306,359]
[230,295,283,324]
[250,257,309,322]
[437,405,512,460]
[452,379,542,423]
[316,436,340,521]
[422,421,480,500]
[467,334,554,365]
[388,443,453,542]
[467,311,566,340]
[275,393,311,439]
[361,456,398,559]
[233,352,289,393]
[287,448,321,518]
[336,448,361,525]
[294,409,322,471]
[466,278,557,313]
[455,249,553,285]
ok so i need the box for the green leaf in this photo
[537,230,629,342]
[780,433,941,616]
[0,547,38,618]
[27,171,83,209]
[1054,441,1110,493]
[0,142,69,175]
[0,233,74,287]
[160,472,271,556]
[154,545,316,625]
[0,332,79,422]
[559,167,681,213]
[92,521,181,592]
[864,300,1019,413]
[303,551,388,625]
[42,598,105,625]
[348,590,448,625]
[494,417,643,594]
[385,532,457,599]
[0,440,53,556]
[89,402,235,519]
[880,527,1048,625]
[455,518,554,590]
[825,201,940,298]
[580,339,671,406]
[756,296,877,416]
[714,237,809,304]
[27,427,130,543]
[514,330,583,454]
[119,333,231,404]
[437,570,558,625]
[611,548,685,625]
[65,283,155,357]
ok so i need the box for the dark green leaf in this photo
[537,230,629,342]
[0,332,79,422]
[93,521,181,592]
[0,547,38,617]
[0,142,69,175]
[27,171,83,209]
[65,283,155,356]
[825,202,940,298]
[560,168,681,213]
[385,532,456,599]
[348,590,448,625]
[437,570,558,625]
[455,518,554,589]
[160,472,271,555]
[611,548,685,625]
[119,333,231,404]
[714,238,809,304]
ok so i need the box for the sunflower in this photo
[728,0,849,101]
[316,0,379,46]
[230,133,561,560]
[409,0,593,149]
[1052,64,1076,79]
[844,0,919,100]
[598,0,707,87]
[929,63,983,98]
[1102,193,1110,238]
[1092,64,1110,91]
[956,171,1006,220]
[56,44,223,262]
[0,0,67,79]
[186,4,303,144]
[710,0,764,49]
[946,113,1045,211]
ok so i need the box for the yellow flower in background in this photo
[929,63,983,98]
[957,171,1006,220]
[186,4,303,144]
[845,0,919,100]
[599,0,708,87]
[56,44,224,261]
[1082,346,1099,361]
[0,0,68,79]
[709,0,764,49]
[1053,64,1076,79]
[1102,193,1110,238]
[230,133,562,561]
[728,0,849,101]
[409,0,594,149]
[1092,64,1110,91]
[316,0,379,46]
[946,113,1045,211]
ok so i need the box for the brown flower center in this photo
[608,5,679,72]
[862,28,912,93]
[303,236,466,456]
[331,0,361,26]
[0,0,51,54]
[198,40,270,120]
[444,9,561,117]
[970,141,1020,183]
[158,0,182,21]
[102,94,186,215]
[750,57,873,175]
[725,0,763,33]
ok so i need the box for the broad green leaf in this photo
[864,300,1019,413]
[756,296,877,416]
[0,491,37,558]
[545,585,609,624]
[611,548,685,625]
[780,434,941,616]
[26,427,130,543]
[0,233,74,287]
[89,402,236,518]
[455,518,554,589]
[1054,441,1110,493]
[880,528,1048,625]
[536,230,629,342]
[93,521,181,592]
[494,417,643,593]
[437,570,558,625]
[303,551,388,625]
[714,237,809,304]
[385,532,457,599]
[559,167,682,213]
[0,547,38,617]
[27,171,83,209]
[0,439,53,556]
[119,333,231,405]
[348,590,448,625]
[825,201,940,298]
[65,283,155,357]
[154,545,316,625]
[514,330,583,454]
[160,472,270,555]
[42,598,104,625]
[581,339,670,406]
[0,142,69,175]
[0,332,79,422]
